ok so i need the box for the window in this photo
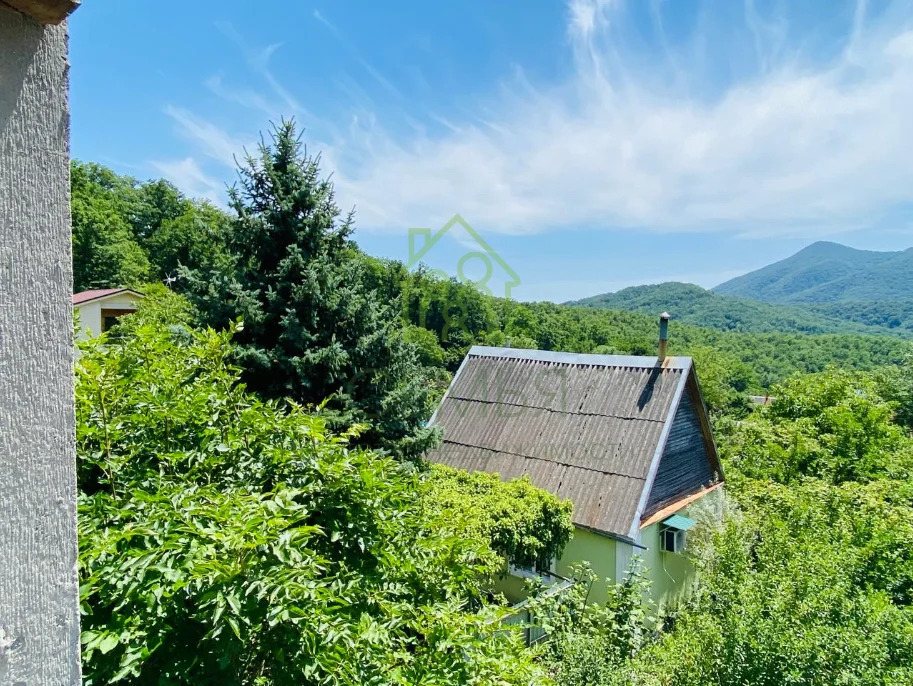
[661,527,687,553]
[100,308,136,333]
[660,513,696,554]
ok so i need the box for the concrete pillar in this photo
[0,5,81,684]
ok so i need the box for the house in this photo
[2,0,82,681]
[424,330,724,608]
[73,287,144,340]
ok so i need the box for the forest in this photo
[73,124,913,685]
[572,281,913,338]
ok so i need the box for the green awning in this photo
[662,514,696,531]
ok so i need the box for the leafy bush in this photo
[76,320,545,685]
[721,369,913,483]
[422,464,574,571]
[616,482,913,686]
[530,563,654,686]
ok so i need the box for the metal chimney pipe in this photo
[658,312,670,362]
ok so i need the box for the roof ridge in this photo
[468,345,693,371]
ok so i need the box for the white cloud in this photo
[313,10,404,99]
[313,0,913,239]
[149,157,225,205]
[162,1,913,243]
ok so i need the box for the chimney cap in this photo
[660,311,671,320]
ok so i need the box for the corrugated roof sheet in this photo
[426,346,692,540]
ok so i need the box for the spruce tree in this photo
[185,121,438,459]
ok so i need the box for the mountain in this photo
[568,282,913,338]
[714,241,913,303]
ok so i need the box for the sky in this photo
[71,0,913,302]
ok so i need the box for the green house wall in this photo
[638,521,697,609]
[494,510,701,610]
[556,527,618,602]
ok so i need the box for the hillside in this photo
[715,241,913,303]
[568,282,913,338]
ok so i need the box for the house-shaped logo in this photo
[407,214,521,299]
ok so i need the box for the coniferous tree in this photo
[185,121,439,459]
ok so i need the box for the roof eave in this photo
[72,288,144,306]
[572,522,647,550]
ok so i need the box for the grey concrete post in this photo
[0,6,81,684]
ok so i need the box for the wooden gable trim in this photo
[639,482,724,529]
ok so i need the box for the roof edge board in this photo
[72,288,144,306]
[640,482,724,528]
[427,350,472,427]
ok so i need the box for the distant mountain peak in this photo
[715,241,913,303]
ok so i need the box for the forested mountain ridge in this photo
[715,240,913,302]
[569,281,913,338]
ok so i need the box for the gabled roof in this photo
[425,346,722,542]
[72,288,143,306]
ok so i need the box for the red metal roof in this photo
[72,288,141,305]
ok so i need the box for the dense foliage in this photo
[70,161,911,412]
[76,314,566,685]
[71,161,230,291]
[71,130,913,685]
[378,263,908,402]
[808,298,913,337]
[184,123,438,460]
[422,465,574,571]
[722,369,913,483]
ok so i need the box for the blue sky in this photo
[71,0,913,302]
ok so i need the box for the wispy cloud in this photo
[317,0,913,238]
[213,21,315,120]
[160,0,913,243]
[313,10,404,99]
[163,106,249,167]
[149,157,225,205]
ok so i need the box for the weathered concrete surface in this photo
[0,6,81,684]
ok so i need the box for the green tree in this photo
[71,161,231,291]
[145,200,230,281]
[185,122,437,459]
[71,161,152,290]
